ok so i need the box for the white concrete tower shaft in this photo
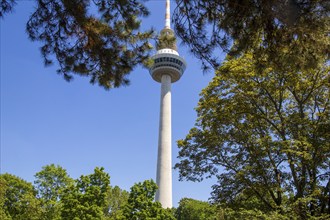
[156,74,172,208]
[156,0,172,208]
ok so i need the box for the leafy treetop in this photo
[175,53,330,218]
[2,0,154,90]
[173,0,329,72]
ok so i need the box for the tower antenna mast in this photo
[165,0,170,29]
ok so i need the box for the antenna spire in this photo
[165,0,170,29]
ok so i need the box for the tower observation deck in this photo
[148,0,186,208]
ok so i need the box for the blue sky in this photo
[1,0,223,206]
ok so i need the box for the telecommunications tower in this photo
[148,0,186,208]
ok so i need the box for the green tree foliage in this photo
[123,179,175,220]
[105,186,129,219]
[0,173,42,219]
[1,166,180,219]
[61,167,110,220]
[217,207,294,220]
[156,28,177,51]
[175,198,217,220]
[0,176,11,220]
[34,164,73,220]
[175,53,330,219]
[2,0,154,89]
[173,0,329,72]
[0,0,15,17]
